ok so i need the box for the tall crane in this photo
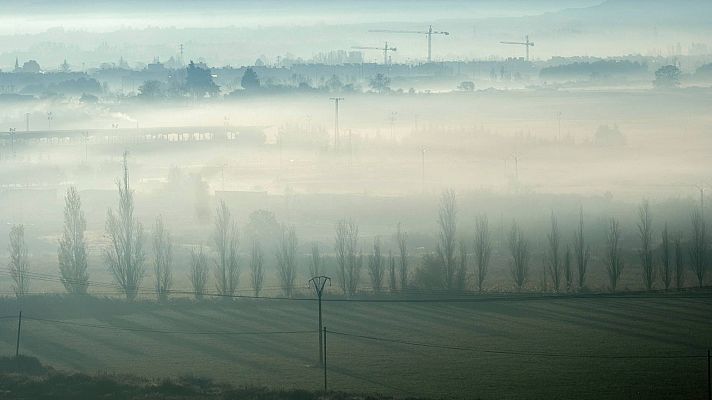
[369,25,449,63]
[500,35,535,62]
[351,42,397,65]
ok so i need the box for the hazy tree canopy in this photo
[660,223,672,290]
[457,81,475,91]
[436,190,457,291]
[309,243,321,277]
[105,153,146,301]
[508,222,529,290]
[396,223,408,290]
[654,65,681,88]
[573,208,591,290]
[367,237,385,292]
[473,215,491,293]
[276,225,298,297]
[58,186,89,295]
[185,60,219,97]
[388,250,396,292]
[241,67,261,90]
[138,80,165,99]
[564,245,573,292]
[674,236,685,290]
[594,124,626,146]
[153,215,173,301]
[335,219,361,296]
[250,240,264,297]
[605,217,624,292]
[637,200,655,290]
[245,209,281,250]
[546,212,561,292]
[213,200,239,296]
[8,224,30,297]
[540,60,646,80]
[689,209,707,288]
[369,73,391,93]
[189,247,209,300]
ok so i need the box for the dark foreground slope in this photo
[0,356,415,400]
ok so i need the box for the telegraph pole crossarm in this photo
[309,275,331,366]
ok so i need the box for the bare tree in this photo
[546,212,562,292]
[276,225,298,297]
[638,200,655,290]
[368,237,385,292]
[674,235,685,289]
[573,207,591,290]
[153,215,173,301]
[213,200,239,296]
[508,222,529,291]
[689,209,707,288]
[335,219,361,296]
[250,240,264,297]
[456,239,468,291]
[105,152,145,301]
[437,190,457,290]
[564,245,573,292]
[605,217,624,292]
[189,247,209,300]
[8,224,30,297]
[309,243,321,277]
[660,223,672,290]
[58,186,89,295]
[388,251,397,292]
[473,215,491,293]
[396,223,408,290]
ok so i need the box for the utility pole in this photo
[420,146,426,194]
[47,112,53,130]
[309,276,331,366]
[707,349,710,400]
[15,311,22,357]
[220,163,227,192]
[330,98,344,150]
[323,326,328,391]
[82,132,89,162]
[9,128,16,158]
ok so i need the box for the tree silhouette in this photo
[58,186,89,295]
[241,67,261,90]
[654,65,681,88]
[185,61,219,98]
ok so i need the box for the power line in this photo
[326,330,707,360]
[2,269,710,304]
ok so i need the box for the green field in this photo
[0,293,710,399]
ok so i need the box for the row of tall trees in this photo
[423,191,707,294]
[6,177,707,298]
[506,201,707,293]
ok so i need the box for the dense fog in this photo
[0,2,710,398]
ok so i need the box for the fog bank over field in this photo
[0,2,711,398]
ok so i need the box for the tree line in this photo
[5,167,709,299]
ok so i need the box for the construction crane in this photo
[351,42,397,65]
[500,35,535,62]
[369,25,449,63]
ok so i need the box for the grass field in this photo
[0,292,710,399]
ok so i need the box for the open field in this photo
[0,293,710,399]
